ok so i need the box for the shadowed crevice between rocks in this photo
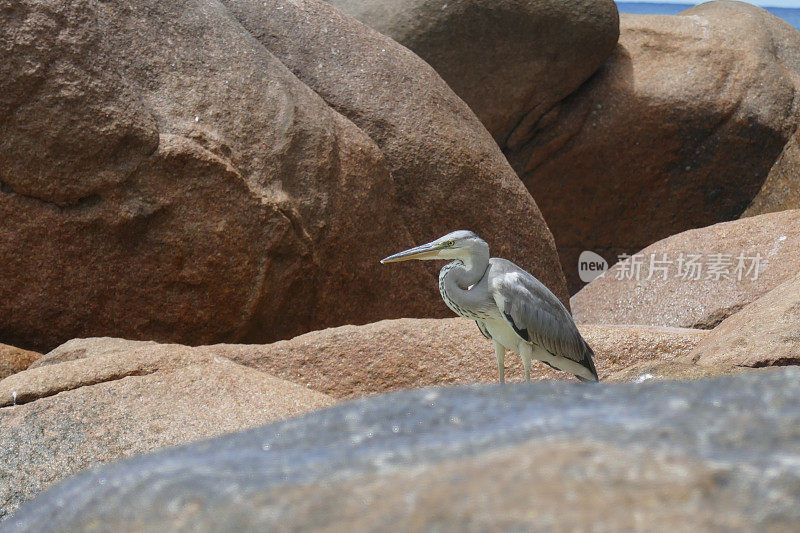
[0,366,157,408]
[0,179,104,210]
[745,357,800,368]
[505,4,800,292]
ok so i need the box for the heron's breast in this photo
[484,318,526,353]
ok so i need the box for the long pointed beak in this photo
[381,241,442,263]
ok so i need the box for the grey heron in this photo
[381,230,598,383]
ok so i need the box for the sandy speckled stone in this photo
[506,2,800,291]
[0,344,332,518]
[573,209,800,329]
[0,344,41,380]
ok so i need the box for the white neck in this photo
[438,244,490,316]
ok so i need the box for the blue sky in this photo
[619,0,800,7]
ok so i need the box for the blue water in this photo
[616,2,800,29]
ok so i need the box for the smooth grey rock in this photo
[4,369,800,531]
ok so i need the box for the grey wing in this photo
[488,259,598,380]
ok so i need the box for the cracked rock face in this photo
[688,270,800,369]
[503,2,800,292]
[6,369,800,530]
[0,0,566,352]
[572,209,800,329]
[0,340,332,519]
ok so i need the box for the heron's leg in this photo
[493,341,506,384]
[520,344,532,382]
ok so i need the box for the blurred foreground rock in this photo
[0,309,790,518]
[6,369,800,531]
[0,342,331,519]
[573,209,800,328]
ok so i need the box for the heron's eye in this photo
[446,240,455,247]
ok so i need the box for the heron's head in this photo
[380,230,487,264]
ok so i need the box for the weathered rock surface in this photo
[29,320,711,401]
[0,342,332,518]
[688,270,800,369]
[744,129,800,216]
[328,0,620,142]
[580,324,708,382]
[6,369,800,531]
[503,2,800,291]
[28,323,539,396]
[221,0,569,306]
[603,358,742,383]
[0,344,40,380]
[0,0,566,352]
[0,0,392,350]
[572,209,800,329]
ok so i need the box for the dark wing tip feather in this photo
[577,339,600,382]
